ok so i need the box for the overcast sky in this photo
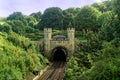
[0,0,104,17]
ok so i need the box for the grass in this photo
[76,36,87,40]
[25,31,44,41]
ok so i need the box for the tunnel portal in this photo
[43,28,75,62]
[52,47,67,62]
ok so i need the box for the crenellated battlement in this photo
[44,28,52,33]
[67,28,75,32]
[44,28,75,61]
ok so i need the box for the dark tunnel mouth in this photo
[52,47,67,62]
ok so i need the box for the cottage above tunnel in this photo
[53,35,66,40]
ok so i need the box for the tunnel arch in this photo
[50,46,68,62]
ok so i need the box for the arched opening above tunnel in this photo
[51,47,67,62]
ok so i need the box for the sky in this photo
[0,0,104,17]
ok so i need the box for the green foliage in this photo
[6,12,39,34]
[75,6,101,31]
[92,1,112,12]
[7,20,26,35]
[7,12,24,21]
[64,57,81,80]
[77,36,86,40]
[1,0,120,80]
[103,0,112,11]
[79,31,102,53]
[62,8,80,29]
[37,7,63,30]
[30,11,42,21]
[112,0,120,19]
[92,2,107,12]
[25,16,37,26]
[0,32,47,80]
[97,12,105,27]
[0,23,12,33]
[111,38,120,47]
[64,51,92,80]
[110,2,120,39]
[99,11,119,41]
[80,42,120,80]
[24,31,43,40]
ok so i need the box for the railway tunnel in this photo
[36,28,75,80]
[51,46,68,62]
[44,28,75,62]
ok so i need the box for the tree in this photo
[112,0,120,38]
[112,0,120,19]
[6,12,28,27]
[103,0,112,11]
[99,11,118,41]
[80,42,120,80]
[7,12,24,20]
[92,1,112,12]
[24,16,37,27]
[62,8,80,29]
[37,7,63,30]
[74,6,101,31]
[0,32,47,80]
[30,11,42,22]
[92,2,107,12]
[0,23,12,33]
[7,20,25,34]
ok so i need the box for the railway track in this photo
[37,61,66,80]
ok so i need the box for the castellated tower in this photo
[44,28,52,56]
[43,28,75,61]
[67,28,75,54]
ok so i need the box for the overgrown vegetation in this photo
[0,0,120,80]
[0,32,47,79]
[64,0,120,80]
